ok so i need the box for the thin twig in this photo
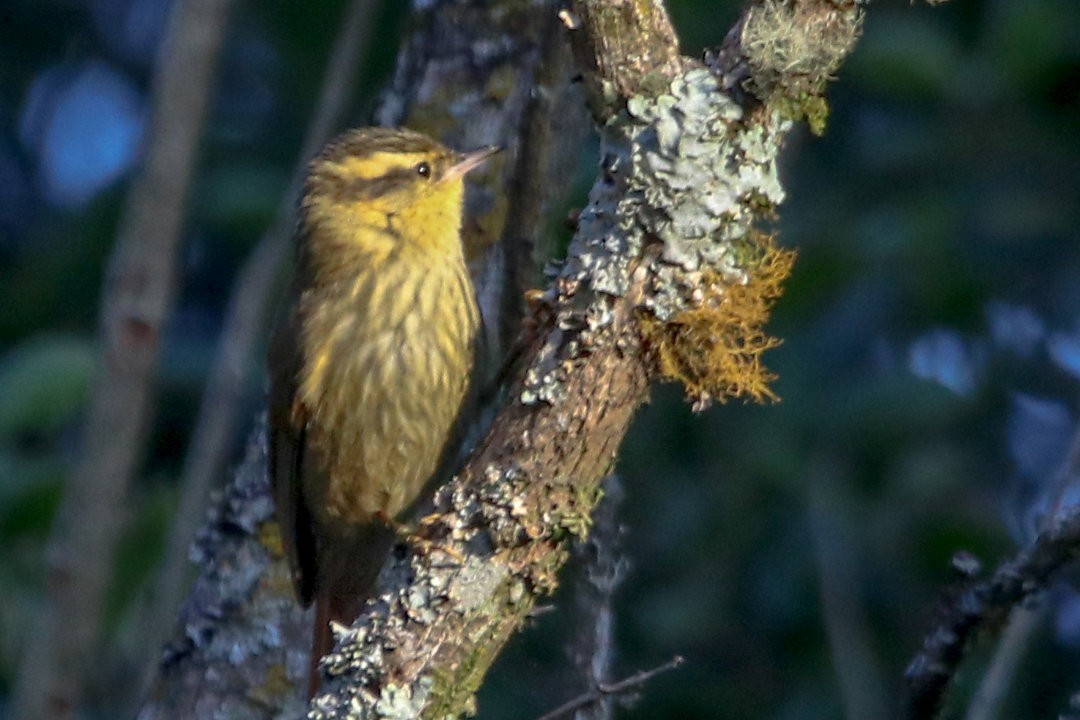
[959,417,1080,720]
[904,503,1080,719]
[534,656,686,720]
[570,474,627,720]
[134,0,381,703]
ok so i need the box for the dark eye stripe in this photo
[315,161,440,204]
[330,168,416,202]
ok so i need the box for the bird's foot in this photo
[379,511,464,562]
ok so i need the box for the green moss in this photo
[423,585,535,719]
[774,92,831,136]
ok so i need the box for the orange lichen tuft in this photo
[642,234,795,409]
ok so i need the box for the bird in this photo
[267,127,496,696]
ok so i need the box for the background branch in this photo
[131,0,383,707]
[963,605,1044,720]
[904,503,1080,719]
[12,0,233,717]
[807,458,887,720]
[567,475,628,720]
[535,655,685,720]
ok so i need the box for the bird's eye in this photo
[416,161,431,178]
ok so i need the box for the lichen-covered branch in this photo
[137,421,310,720]
[904,497,1080,718]
[566,0,686,119]
[306,1,864,718]
[706,0,862,134]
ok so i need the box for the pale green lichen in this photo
[374,678,433,720]
[519,335,571,405]
[625,70,787,277]
[404,584,437,625]
[522,67,791,405]
[740,0,863,132]
[446,558,509,613]
[742,0,860,84]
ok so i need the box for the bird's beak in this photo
[442,145,501,183]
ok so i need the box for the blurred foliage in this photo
[1,0,1079,718]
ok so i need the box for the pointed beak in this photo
[442,145,501,183]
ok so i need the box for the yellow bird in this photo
[268,127,496,695]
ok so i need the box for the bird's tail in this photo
[308,591,355,698]
[306,525,394,697]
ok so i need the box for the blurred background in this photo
[1,0,1079,718]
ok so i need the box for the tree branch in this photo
[567,475,627,720]
[305,1,864,717]
[907,390,1080,719]
[904,504,1080,719]
[566,0,686,120]
[14,0,233,717]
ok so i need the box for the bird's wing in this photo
[267,299,318,607]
